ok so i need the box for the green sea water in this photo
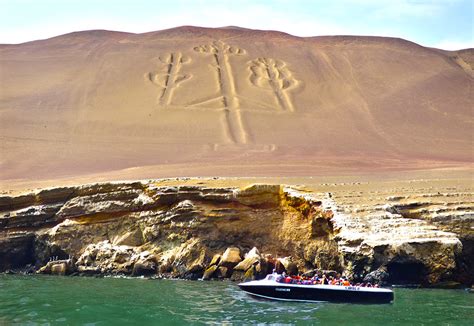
[0,275,472,325]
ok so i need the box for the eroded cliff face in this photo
[0,181,472,286]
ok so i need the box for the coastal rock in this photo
[0,233,35,271]
[244,266,257,281]
[234,247,261,272]
[233,257,259,273]
[202,265,218,280]
[51,263,67,275]
[217,266,231,278]
[234,184,281,207]
[219,247,242,268]
[55,190,140,219]
[209,254,221,267]
[1,203,64,229]
[230,270,246,281]
[37,259,75,275]
[229,247,261,281]
[77,265,101,275]
[277,257,298,276]
[111,228,144,247]
[132,258,157,276]
[172,240,208,278]
[0,180,471,286]
[363,268,389,285]
[245,247,260,259]
[75,241,140,275]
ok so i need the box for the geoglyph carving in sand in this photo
[147,52,192,106]
[192,40,248,144]
[249,58,298,112]
[147,42,299,145]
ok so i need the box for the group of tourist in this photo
[275,272,379,287]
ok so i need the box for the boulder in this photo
[363,268,389,285]
[277,257,298,276]
[217,266,230,278]
[209,254,221,267]
[244,266,257,281]
[202,265,218,280]
[234,247,261,272]
[219,247,242,268]
[153,239,208,278]
[234,257,259,272]
[37,263,51,274]
[232,253,265,281]
[51,263,67,275]
[232,263,260,282]
[274,259,286,274]
[38,259,75,275]
[245,247,260,259]
[230,270,246,282]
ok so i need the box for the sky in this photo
[0,0,472,49]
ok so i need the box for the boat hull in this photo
[239,283,394,304]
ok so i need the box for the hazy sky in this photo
[0,0,472,49]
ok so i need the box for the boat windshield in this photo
[266,275,275,281]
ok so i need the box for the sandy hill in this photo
[0,26,472,184]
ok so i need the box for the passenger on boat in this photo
[273,273,363,287]
[321,274,329,285]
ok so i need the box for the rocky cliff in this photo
[0,181,472,286]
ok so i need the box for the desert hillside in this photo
[0,26,472,183]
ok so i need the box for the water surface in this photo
[0,275,472,325]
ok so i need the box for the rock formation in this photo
[0,181,472,286]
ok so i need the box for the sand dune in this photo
[0,26,472,185]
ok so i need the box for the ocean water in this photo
[0,275,472,325]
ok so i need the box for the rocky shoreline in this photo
[1,181,472,287]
